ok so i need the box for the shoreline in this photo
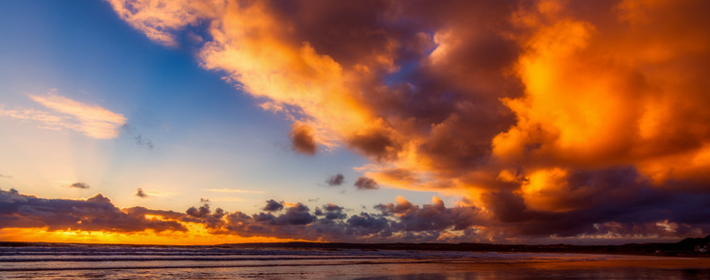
[2,240,710,259]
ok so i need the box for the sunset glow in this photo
[1,0,710,245]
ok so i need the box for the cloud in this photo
[4,189,710,243]
[135,135,154,150]
[0,189,185,233]
[318,203,347,220]
[204,188,265,194]
[68,182,90,189]
[121,125,156,150]
[108,0,710,242]
[135,188,148,198]
[354,176,378,190]
[1,90,127,139]
[105,0,223,47]
[262,199,284,212]
[289,122,317,155]
[29,91,127,139]
[0,106,64,130]
[325,174,344,186]
[0,174,11,179]
[210,197,245,202]
[375,196,479,234]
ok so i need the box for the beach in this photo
[2,244,710,279]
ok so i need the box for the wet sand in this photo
[520,255,710,270]
[2,244,709,279]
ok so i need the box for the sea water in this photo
[1,244,709,279]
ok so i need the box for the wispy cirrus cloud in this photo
[0,90,126,139]
[0,106,66,130]
[204,188,265,194]
[30,92,126,139]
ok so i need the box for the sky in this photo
[1,0,709,245]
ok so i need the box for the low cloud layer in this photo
[3,189,709,243]
[0,189,184,233]
[106,0,710,242]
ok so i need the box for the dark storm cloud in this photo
[474,167,710,241]
[69,182,90,189]
[325,174,344,186]
[262,199,284,212]
[354,176,378,190]
[0,189,185,232]
[289,123,317,155]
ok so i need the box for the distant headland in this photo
[3,235,709,257]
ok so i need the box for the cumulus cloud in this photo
[315,203,347,220]
[325,174,344,186]
[289,122,317,155]
[0,189,185,232]
[354,176,378,190]
[107,0,710,242]
[69,182,90,189]
[262,199,284,212]
[135,188,148,198]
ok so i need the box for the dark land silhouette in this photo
[2,235,709,257]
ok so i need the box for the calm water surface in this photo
[1,244,708,279]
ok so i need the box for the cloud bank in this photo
[106,0,710,242]
[0,189,184,233]
[3,189,709,243]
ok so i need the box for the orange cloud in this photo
[107,0,710,242]
[495,0,710,179]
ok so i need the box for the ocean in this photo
[1,244,709,279]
